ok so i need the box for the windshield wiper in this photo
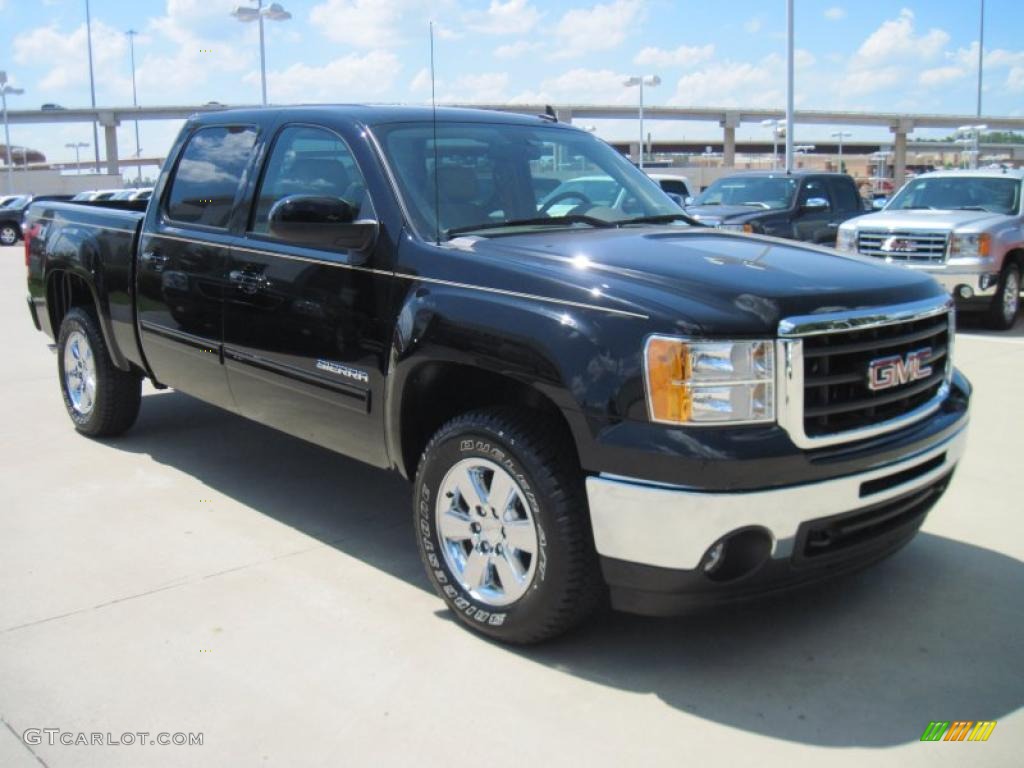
[446,214,615,238]
[899,205,937,210]
[618,213,699,226]
[950,206,989,211]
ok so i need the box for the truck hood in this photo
[453,228,943,335]
[850,208,1006,232]
[684,204,767,223]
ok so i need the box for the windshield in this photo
[693,176,797,210]
[375,121,681,239]
[887,176,1021,214]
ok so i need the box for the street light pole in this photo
[761,119,783,171]
[0,72,25,194]
[85,0,100,172]
[785,0,795,172]
[231,1,292,106]
[66,142,89,175]
[831,130,852,172]
[976,0,985,117]
[623,74,660,169]
[127,30,142,184]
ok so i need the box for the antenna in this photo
[430,22,441,245]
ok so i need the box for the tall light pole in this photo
[761,119,784,170]
[231,1,292,106]
[0,72,25,194]
[85,0,100,172]
[831,130,852,172]
[976,0,985,117]
[66,142,90,175]
[126,30,143,184]
[785,0,795,172]
[623,74,660,169]
[957,124,988,169]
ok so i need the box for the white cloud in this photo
[1008,67,1024,92]
[256,50,401,102]
[494,40,541,59]
[309,0,406,48]
[634,44,714,68]
[510,68,636,105]
[551,0,644,59]
[667,50,815,107]
[918,66,965,87]
[744,18,762,34]
[853,9,948,66]
[442,72,510,102]
[409,67,433,93]
[14,21,130,97]
[464,1,542,35]
[824,7,846,21]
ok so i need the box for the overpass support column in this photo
[99,112,121,176]
[720,111,739,167]
[890,118,913,189]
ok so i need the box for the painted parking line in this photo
[957,333,1024,345]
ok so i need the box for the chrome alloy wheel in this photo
[1002,269,1020,325]
[0,226,17,246]
[64,330,97,416]
[436,458,539,606]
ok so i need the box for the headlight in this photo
[644,337,775,425]
[949,233,991,258]
[836,227,856,252]
[719,223,753,233]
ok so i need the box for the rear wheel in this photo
[57,307,142,436]
[986,262,1020,331]
[413,408,604,643]
[0,223,19,245]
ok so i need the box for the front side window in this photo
[693,176,798,210]
[165,125,257,228]
[250,125,370,235]
[375,121,680,240]
[887,176,1021,215]
[799,179,832,210]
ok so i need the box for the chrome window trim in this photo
[777,294,954,449]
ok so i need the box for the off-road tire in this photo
[57,307,142,436]
[414,407,605,643]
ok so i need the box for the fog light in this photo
[701,529,773,583]
[958,285,974,299]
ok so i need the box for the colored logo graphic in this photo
[920,721,997,742]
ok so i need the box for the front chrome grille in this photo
[856,229,948,263]
[777,296,954,449]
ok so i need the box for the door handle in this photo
[141,251,169,271]
[229,267,270,295]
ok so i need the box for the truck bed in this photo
[26,200,146,372]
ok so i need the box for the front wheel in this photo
[413,408,604,643]
[0,223,19,246]
[57,307,142,436]
[986,262,1021,331]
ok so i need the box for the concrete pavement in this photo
[1,245,1021,767]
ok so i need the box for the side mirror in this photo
[872,198,888,210]
[665,192,686,209]
[684,196,695,206]
[802,196,829,212]
[268,195,377,252]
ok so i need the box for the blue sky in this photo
[2,0,1023,171]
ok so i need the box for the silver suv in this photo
[837,169,1023,329]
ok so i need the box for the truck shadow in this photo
[956,310,1024,338]
[118,389,1022,748]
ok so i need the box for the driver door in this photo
[793,178,834,242]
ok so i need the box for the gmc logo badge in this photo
[867,348,933,391]
[880,236,917,253]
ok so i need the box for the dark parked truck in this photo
[685,170,866,244]
[25,106,970,643]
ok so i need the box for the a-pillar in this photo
[99,112,120,176]
[890,118,913,189]
[720,111,739,167]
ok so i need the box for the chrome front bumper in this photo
[585,420,967,571]
[927,270,1001,298]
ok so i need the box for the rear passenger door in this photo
[793,177,834,243]
[222,124,391,467]
[136,124,257,410]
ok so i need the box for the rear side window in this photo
[165,126,257,228]
[659,179,689,197]
[828,177,860,212]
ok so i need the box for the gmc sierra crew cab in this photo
[837,169,1024,330]
[685,170,867,245]
[25,106,971,643]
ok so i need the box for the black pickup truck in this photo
[26,106,970,643]
[684,170,867,244]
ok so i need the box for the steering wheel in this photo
[539,190,595,215]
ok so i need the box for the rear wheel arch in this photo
[45,269,130,371]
